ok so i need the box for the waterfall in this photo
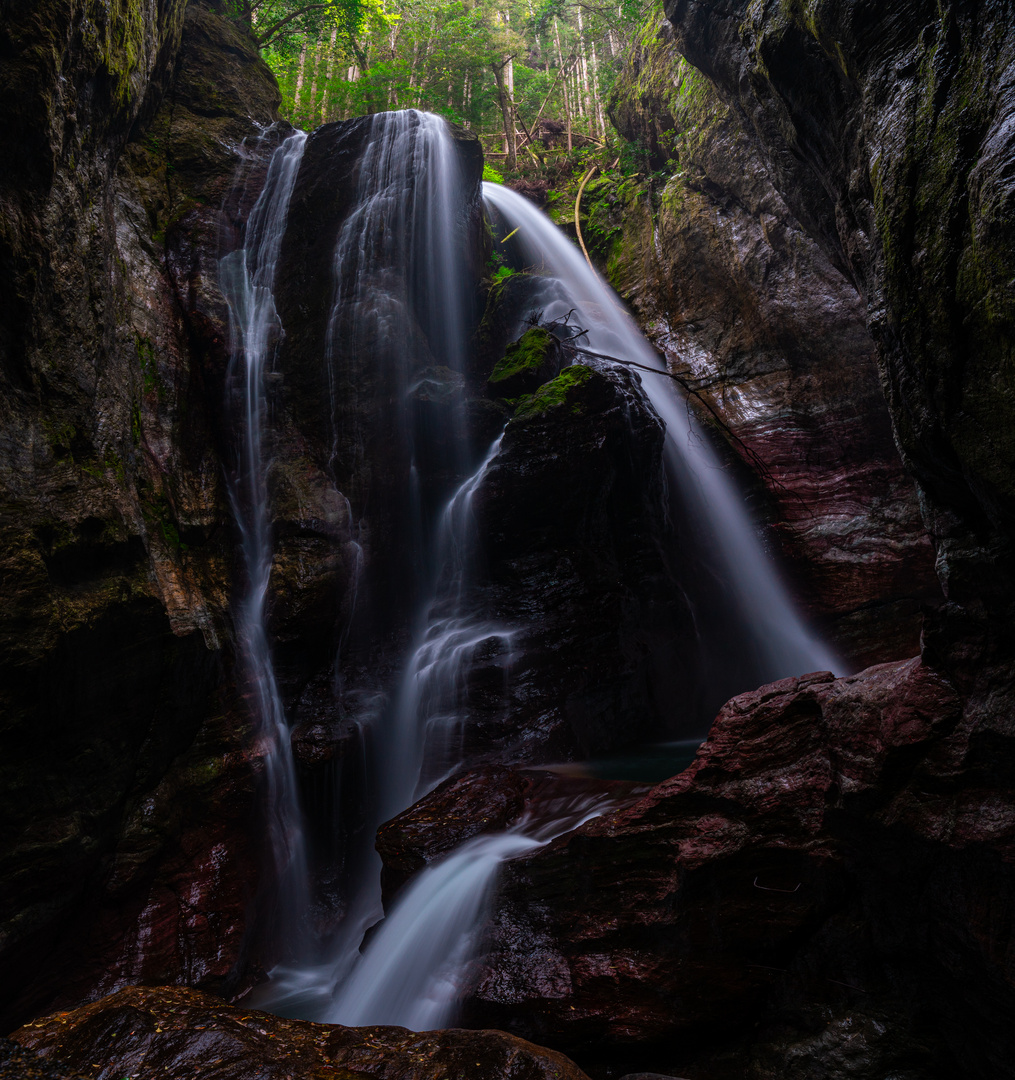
[234,113,841,1030]
[253,111,516,1020]
[481,182,842,687]
[326,790,612,1029]
[220,129,311,956]
[382,434,514,820]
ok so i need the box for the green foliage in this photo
[482,162,504,182]
[489,327,555,384]
[513,363,594,419]
[256,0,652,169]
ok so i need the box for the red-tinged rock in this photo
[604,9,941,669]
[375,767,647,904]
[463,655,1015,1078]
[10,985,591,1080]
[376,766,529,900]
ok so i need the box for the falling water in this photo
[327,789,611,1029]
[240,115,841,1030]
[481,182,841,685]
[382,434,514,819]
[255,112,517,1020]
[220,129,311,955]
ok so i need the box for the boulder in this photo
[9,985,591,1080]
[375,766,647,904]
[487,327,564,398]
[464,360,702,759]
[463,649,1015,1078]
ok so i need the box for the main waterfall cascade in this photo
[222,111,842,1029]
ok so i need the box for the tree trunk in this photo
[589,37,605,138]
[491,60,516,170]
[321,27,339,123]
[553,19,572,152]
[576,7,592,134]
[307,32,325,126]
[293,37,309,113]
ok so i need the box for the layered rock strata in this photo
[602,4,940,668]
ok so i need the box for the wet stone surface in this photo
[11,985,591,1080]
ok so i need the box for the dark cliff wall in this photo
[0,0,280,1028]
[664,0,1015,614]
[602,4,941,669]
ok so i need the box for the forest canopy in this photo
[227,0,651,169]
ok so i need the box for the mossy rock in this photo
[488,327,562,398]
[512,364,598,421]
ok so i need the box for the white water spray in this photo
[220,130,311,954]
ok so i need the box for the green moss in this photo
[512,365,596,419]
[489,328,556,386]
[135,333,158,395]
[94,0,147,108]
[141,491,188,553]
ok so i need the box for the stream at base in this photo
[224,111,842,1030]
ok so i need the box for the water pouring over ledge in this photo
[230,112,842,1029]
[219,128,312,960]
[481,181,842,687]
[304,182,843,1029]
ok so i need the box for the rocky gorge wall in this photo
[444,2,1015,1076]
[0,0,281,1027]
[591,3,941,669]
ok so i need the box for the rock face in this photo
[463,640,1015,1079]
[376,766,647,905]
[10,985,591,1080]
[664,0,1015,612]
[468,361,700,758]
[0,0,280,1029]
[603,4,940,669]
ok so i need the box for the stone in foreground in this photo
[10,985,590,1080]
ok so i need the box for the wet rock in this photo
[605,7,939,668]
[487,327,563,398]
[377,766,530,901]
[0,1038,84,1080]
[463,651,1015,1078]
[664,0,1015,611]
[472,273,556,383]
[0,0,280,1030]
[10,985,592,1080]
[463,360,701,759]
[375,765,646,906]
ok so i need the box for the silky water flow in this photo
[220,128,311,960]
[226,113,842,1030]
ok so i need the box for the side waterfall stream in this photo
[222,111,842,1029]
[220,129,311,960]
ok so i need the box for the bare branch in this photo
[257,2,330,48]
